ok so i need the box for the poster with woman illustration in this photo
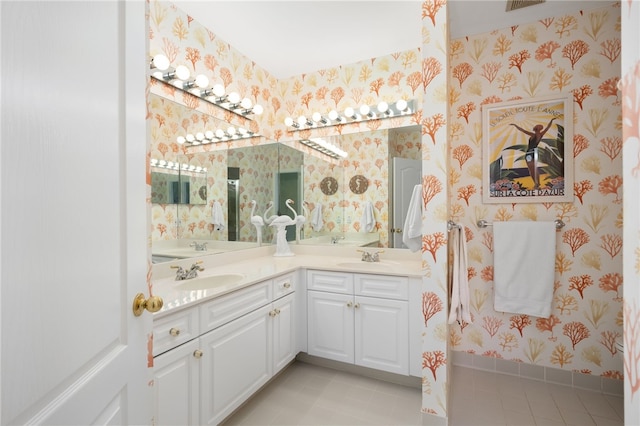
[482,95,574,204]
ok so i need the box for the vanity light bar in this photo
[299,138,348,160]
[150,158,207,174]
[176,126,260,146]
[285,99,415,131]
[149,54,264,119]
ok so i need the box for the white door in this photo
[391,158,421,248]
[1,2,151,424]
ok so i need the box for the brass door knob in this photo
[193,350,203,359]
[132,293,164,317]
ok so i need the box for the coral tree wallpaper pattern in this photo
[449,3,623,379]
[146,0,640,422]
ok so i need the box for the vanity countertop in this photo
[153,245,422,318]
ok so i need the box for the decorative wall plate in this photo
[349,175,369,194]
[320,176,339,195]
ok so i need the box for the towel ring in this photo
[477,219,565,230]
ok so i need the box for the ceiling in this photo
[171,0,613,79]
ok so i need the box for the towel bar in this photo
[477,219,565,230]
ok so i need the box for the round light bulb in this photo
[238,127,248,135]
[213,84,225,97]
[359,105,370,116]
[185,134,195,142]
[328,110,339,121]
[396,99,408,112]
[159,160,166,166]
[312,112,322,122]
[227,126,236,136]
[205,130,214,140]
[240,98,252,109]
[174,65,190,81]
[176,136,186,144]
[196,132,205,141]
[195,74,209,88]
[227,92,240,104]
[344,107,355,118]
[152,54,170,71]
[215,129,225,139]
[377,101,389,113]
[150,158,158,165]
[252,104,264,115]
[297,115,308,126]
[284,117,294,126]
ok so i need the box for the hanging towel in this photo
[493,221,556,318]
[211,201,225,231]
[310,203,324,232]
[402,185,422,252]
[360,201,375,233]
[449,225,472,324]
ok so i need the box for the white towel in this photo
[402,185,422,252]
[493,221,556,318]
[360,201,375,233]
[311,203,323,232]
[211,201,225,231]
[449,226,472,324]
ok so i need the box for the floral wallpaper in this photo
[620,0,640,422]
[448,3,623,381]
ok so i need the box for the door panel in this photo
[0,2,149,424]
[391,158,421,248]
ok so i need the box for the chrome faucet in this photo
[359,249,384,262]
[331,236,345,244]
[172,262,205,280]
[189,241,208,251]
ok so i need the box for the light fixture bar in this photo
[299,138,348,160]
[150,158,208,174]
[176,126,260,147]
[149,55,264,119]
[284,99,415,131]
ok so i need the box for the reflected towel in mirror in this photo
[311,203,323,232]
[360,201,375,233]
[402,185,422,252]
[211,200,225,231]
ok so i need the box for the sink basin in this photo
[335,261,397,269]
[174,273,245,291]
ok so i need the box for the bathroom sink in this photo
[174,273,245,291]
[335,261,398,269]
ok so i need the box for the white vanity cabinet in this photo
[306,270,409,375]
[152,272,296,426]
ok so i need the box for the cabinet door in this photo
[272,293,296,373]
[199,305,272,425]
[153,339,200,426]
[354,296,409,375]
[307,290,354,363]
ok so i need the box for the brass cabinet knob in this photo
[283,282,291,289]
[193,350,203,359]
[275,308,281,315]
[269,310,277,317]
[132,293,164,317]
[169,328,180,337]
[354,303,360,309]
[347,301,353,308]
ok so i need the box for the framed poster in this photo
[482,94,573,204]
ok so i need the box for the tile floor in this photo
[221,361,624,426]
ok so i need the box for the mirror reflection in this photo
[149,93,421,262]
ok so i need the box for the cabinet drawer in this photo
[273,272,295,299]
[153,308,199,357]
[354,274,408,300]
[200,280,272,333]
[307,270,353,294]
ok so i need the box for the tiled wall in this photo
[448,3,623,380]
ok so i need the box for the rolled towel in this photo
[360,201,375,233]
[211,200,225,231]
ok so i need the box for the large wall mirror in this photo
[149,93,421,262]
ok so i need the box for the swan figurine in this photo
[285,199,306,244]
[249,200,264,246]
